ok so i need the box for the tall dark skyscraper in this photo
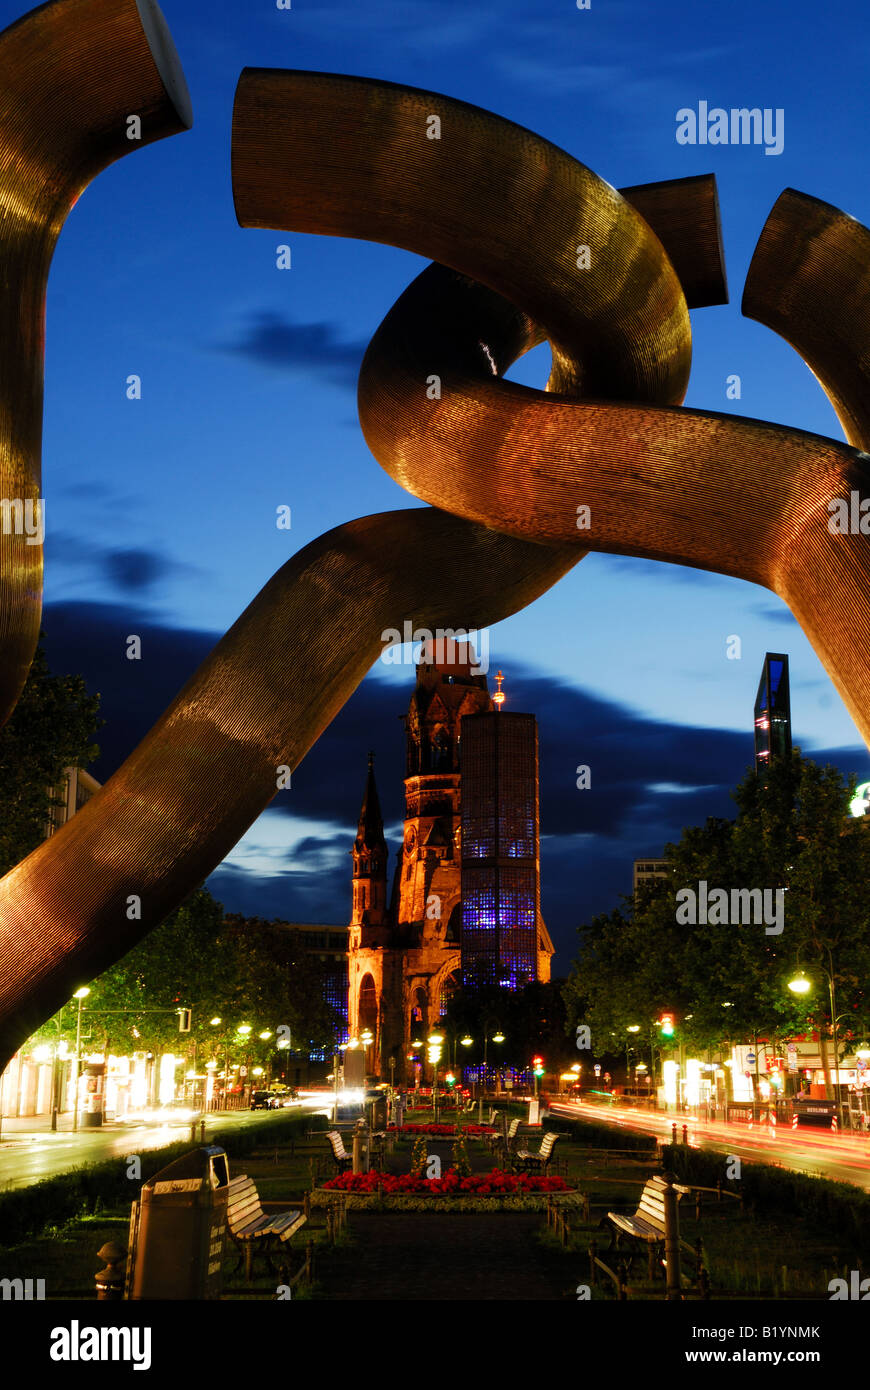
[460,710,542,991]
[754,652,792,778]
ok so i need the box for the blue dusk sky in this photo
[17,0,870,970]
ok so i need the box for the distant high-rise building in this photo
[633,858,670,894]
[754,653,792,778]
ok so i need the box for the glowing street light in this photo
[787,973,811,996]
[71,987,91,1134]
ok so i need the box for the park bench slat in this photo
[227,1175,307,1281]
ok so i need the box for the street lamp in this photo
[788,955,846,1130]
[428,1032,443,1119]
[70,987,90,1133]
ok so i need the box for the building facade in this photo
[754,651,792,778]
[348,642,553,1080]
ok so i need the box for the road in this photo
[550,1098,870,1190]
[0,1103,326,1190]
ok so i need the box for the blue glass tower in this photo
[754,652,792,779]
[460,710,540,990]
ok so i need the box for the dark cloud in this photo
[208,834,351,926]
[38,607,868,971]
[216,311,369,387]
[45,531,199,596]
[751,602,800,627]
[103,549,171,593]
[41,600,217,780]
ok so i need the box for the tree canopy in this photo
[0,641,101,877]
[563,752,870,1065]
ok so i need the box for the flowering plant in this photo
[322,1168,571,1195]
[394,1123,495,1136]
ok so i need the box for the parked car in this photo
[250,1087,298,1110]
[250,1090,282,1110]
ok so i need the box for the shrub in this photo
[0,1111,320,1246]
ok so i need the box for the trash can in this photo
[128,1145,230,1300]
[367,1095,387,1130]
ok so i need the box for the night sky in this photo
[24,0,869,971]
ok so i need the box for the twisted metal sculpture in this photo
[0,34,868,1069]
[0,0,192,731]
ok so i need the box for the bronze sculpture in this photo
[0,20,867,1070]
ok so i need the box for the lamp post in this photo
[428,1033,443,1121]
[626,1024,640,1093]
[71,987,90,1133]
[788,952,846,1131]
[469,1029,504,1123]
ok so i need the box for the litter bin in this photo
[128,1145,230,1299]
[366,1095,387,1130]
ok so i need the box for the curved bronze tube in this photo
[233,71,870,743]
[743,188,870,450]
[0,70,719,1066]
[0,0,192,726]
[0,512,577,1064]
[2,68,866,1074]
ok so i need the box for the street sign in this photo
[788,1052,798,1071]
[747,1052,756,1065]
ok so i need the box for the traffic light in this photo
[659,1013,674,1038]
[178,1007,192,1033]
[532,1055,545,1077]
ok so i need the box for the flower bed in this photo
[394,1123,495,1136]
[323,1169,569,1196]
[311,1171,582,1213]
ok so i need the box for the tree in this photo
[564,751,870,1095]
[0,641,101,876]
[443,981,570,1072]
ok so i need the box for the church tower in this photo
[347,755,390,1074]
[350,752,388,945]
[346,640,553,1083]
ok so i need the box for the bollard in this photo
[671,1122,677,1145]
[95,1241,127,1301]
[661,1172,683,1301]
[792,1112,798,1131]
[682,1124,688,1146]
[200,1120,206,1143]
[352,1127,364,1174]
[189,1120,197,1143]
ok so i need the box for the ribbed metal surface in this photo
[0,0,191,728]
[1,64,866,1070]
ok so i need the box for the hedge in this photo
[542,1114,658,1151]
[661,1143,870,1255]
[0,1111,325,1247]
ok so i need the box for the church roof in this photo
[355,752,386,852]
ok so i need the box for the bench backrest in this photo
[507,1118,521,1138]
[326,1130,348,1159]
[227,1175,265,1233]
[636,1177,669,1231]
[540,1132,558,1157]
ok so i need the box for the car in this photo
[250,1089,282,1110]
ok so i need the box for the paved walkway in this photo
[319,1213,572,1300]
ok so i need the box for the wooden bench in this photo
[325,1129,352,1173]
[486,1115,521,1155]
[227,1175,307,1280]
[605,1175,699,1283]
[514,1130,559,1173]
